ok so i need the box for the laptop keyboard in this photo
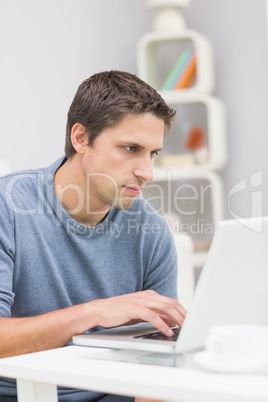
[133,327,181,342]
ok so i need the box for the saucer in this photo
[194,351,268,374]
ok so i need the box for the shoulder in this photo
[0,157,65,212]
[0,158,58,189]
[0,157,65,186]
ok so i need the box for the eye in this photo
[150,151,159,158]
[124,146,137,153]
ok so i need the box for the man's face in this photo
[81,113,164,213]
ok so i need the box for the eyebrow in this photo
[122,142,163,153]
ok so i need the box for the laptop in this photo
[73,217,268,354]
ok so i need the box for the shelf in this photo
[155,93,227,171]
[152,165,224,181]
[137,30,215,93]
[144,170,225,239]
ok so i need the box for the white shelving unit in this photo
[137,0,227,270]
[138,30,215,94]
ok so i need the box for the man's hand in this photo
[0,290,186,358]
[90,290,187,337]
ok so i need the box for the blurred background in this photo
[1,0,268,224]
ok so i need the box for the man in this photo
[0,71,186,401]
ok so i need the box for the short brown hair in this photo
[65,70,176,158]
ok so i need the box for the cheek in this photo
[89,174,119,197]
[82,147,131,178]
[82,153,103,175]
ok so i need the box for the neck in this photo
[54,155,110,226]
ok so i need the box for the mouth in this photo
[122,185,144,196]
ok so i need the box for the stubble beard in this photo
[87,176,142,212]
[98,190,137,211]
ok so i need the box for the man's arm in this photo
[0,290,186,358]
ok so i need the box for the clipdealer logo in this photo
[228,170,263,233]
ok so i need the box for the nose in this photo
[133,155,154,183]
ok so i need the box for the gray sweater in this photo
[0,157,178,400]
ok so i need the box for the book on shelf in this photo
[161,49,197,91]
[174,51,197,89]
[161,49,192,90]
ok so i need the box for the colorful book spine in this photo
[174,52,197,90]
[161,49,192,90]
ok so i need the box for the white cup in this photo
[205,325,268,360]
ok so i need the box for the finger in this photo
[156,304,185,328]
[135,307,175,337]
[174,301,188,318]
[141,291,187,319]
[141,297,185,328]
[133,292,185,328]
[159,295,188,318]
[158,314,177,327]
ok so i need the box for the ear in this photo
[71,123,88,154]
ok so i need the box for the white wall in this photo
[1,0,268,219]
[0,0,153,171]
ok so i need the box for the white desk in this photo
[0,346,267,402]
